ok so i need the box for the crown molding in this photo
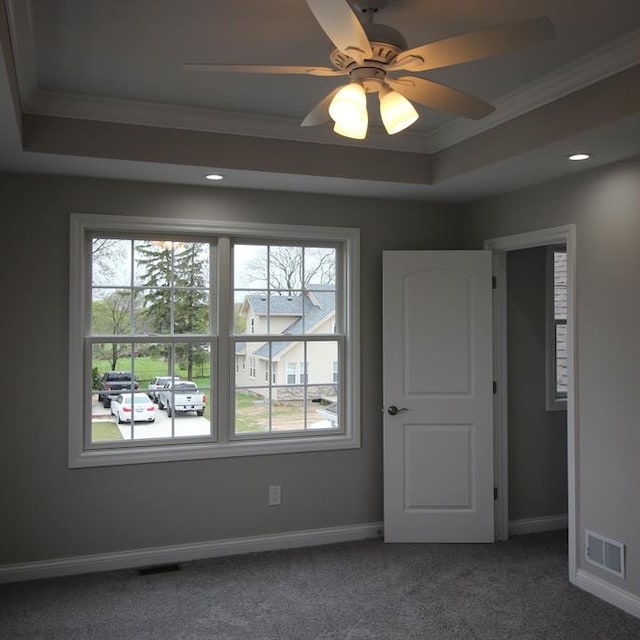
[23,89,435,153]
[424,28,640,152]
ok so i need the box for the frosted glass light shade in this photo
[329,83,367,127]
[380,90,419,134]
[333,110,368,139]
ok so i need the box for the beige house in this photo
[235,286,337,401]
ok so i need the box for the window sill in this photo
[69,431,360,468]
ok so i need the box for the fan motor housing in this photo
[329,38,403,73]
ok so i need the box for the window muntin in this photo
[70,215,360,467]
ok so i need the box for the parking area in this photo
[92,394,210,439]
[92,394,335,441]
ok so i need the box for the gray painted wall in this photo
[0,173,461,564]
[507,247,567,522]
[463,155,640,596]
[3,155,640,603]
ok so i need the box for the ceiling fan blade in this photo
[390,17,556,72]
[184,63,346,77]
[387,76,495,120]
[300,86,343,127]
[306,0,372,62]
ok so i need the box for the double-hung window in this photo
[69,214,360,467]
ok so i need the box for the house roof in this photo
[243,294,306,317]
[245,286,336,360]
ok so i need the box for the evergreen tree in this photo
[136,241,209,379]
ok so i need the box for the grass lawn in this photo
[235,392,318,433]
[94,356,211,390]
[92,421,123,442]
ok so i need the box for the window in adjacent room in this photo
[546,245,568,410]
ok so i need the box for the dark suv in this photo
[97,371,139,408]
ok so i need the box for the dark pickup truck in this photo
[97,371,139,407]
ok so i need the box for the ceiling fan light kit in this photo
[333,110,368,139]
[379,85,419,135]
[329,83,367,123]
[185,0,557,141]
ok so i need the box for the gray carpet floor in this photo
[2,530,640,639]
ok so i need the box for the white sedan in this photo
[110,393,156,423]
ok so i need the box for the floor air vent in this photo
[138,563,181,576]
[585,530,625,578]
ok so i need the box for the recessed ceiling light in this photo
[205,173,224,181]
[567,153,592,161]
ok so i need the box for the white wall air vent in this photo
[585,530,625,579]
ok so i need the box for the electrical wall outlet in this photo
[268,485,281,506]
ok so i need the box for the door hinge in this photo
[494,487,498,500]
[492,275,497,289]
[493,380,497,394]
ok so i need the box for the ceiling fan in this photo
[184,0,556,140]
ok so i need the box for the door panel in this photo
[404,269,472,394]
[383,251,493,542]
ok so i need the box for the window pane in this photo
[312,398,339,430]
[303,288,336,334]
[91,288,137,335]
[138,288,171,333]
[234,244,268,289]
[269,291,304,335]
[134,240,172,286]
[234,290,266,335]
[269,246,302,291]
[172,288,210,335]
[92,238,131,287]
[270,394,306,432]
[235,390,269,434]
[304,247,336,286]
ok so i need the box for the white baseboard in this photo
[576,569,640,620]
[0,521,383,584]
[509,513,568,536]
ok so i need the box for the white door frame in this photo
[484,225,577,585]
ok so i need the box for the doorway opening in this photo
[485,225,577,585]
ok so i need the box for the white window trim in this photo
[68,213,360,468]
[545,245,568,412]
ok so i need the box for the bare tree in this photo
[92,290,136,370]
[244,246,335,294]
[92,238,128,285]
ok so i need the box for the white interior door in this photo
[383,251,494,542]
